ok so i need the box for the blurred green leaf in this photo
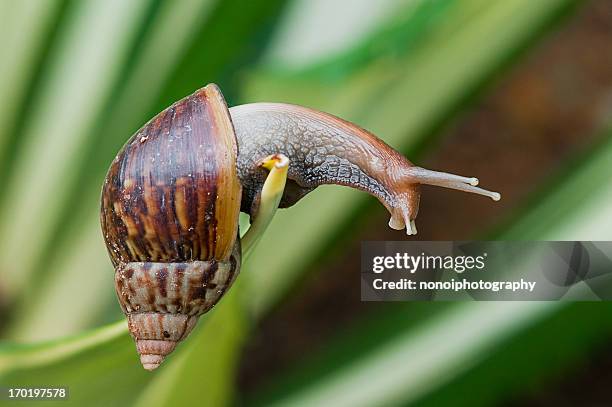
[0,0,61,165]
[0,321,143,407]
[253,303,561,407]
[262,0,448,77]
[416,302,612,407]
[503,133,612,240]
[0,321,126,375]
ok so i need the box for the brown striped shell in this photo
[100,84,242,370]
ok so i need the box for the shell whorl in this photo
[117,243,241,370]
[114,250,241,317]
[100,84,242,370]
[101,84,241,264]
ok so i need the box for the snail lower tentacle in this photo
[230,103,500,235]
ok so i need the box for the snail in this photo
[100,84,500,371]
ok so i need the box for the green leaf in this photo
[0,321,126,375]
[0,0,62,165]
[0,321,144,407]
[503,133,612,240]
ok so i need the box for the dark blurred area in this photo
[238,0,612,403]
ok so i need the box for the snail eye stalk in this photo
[406,167,501,202]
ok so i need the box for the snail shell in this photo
[100,84,241,370]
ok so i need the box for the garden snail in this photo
[100,84,500,370]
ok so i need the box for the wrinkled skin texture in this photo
[230,103,420,228]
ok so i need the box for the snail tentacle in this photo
[404,167,500,201]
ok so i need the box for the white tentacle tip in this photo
[405,220,417,235]
[388,215,417,235]
[469,177,479,186]
[490,192,501,201]
[388,216,404,230]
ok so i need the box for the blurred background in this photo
[0,0,611,405]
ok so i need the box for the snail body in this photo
[101,84,500,370]
[230,103,499,232]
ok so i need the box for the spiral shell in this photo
[101,84,242,370]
